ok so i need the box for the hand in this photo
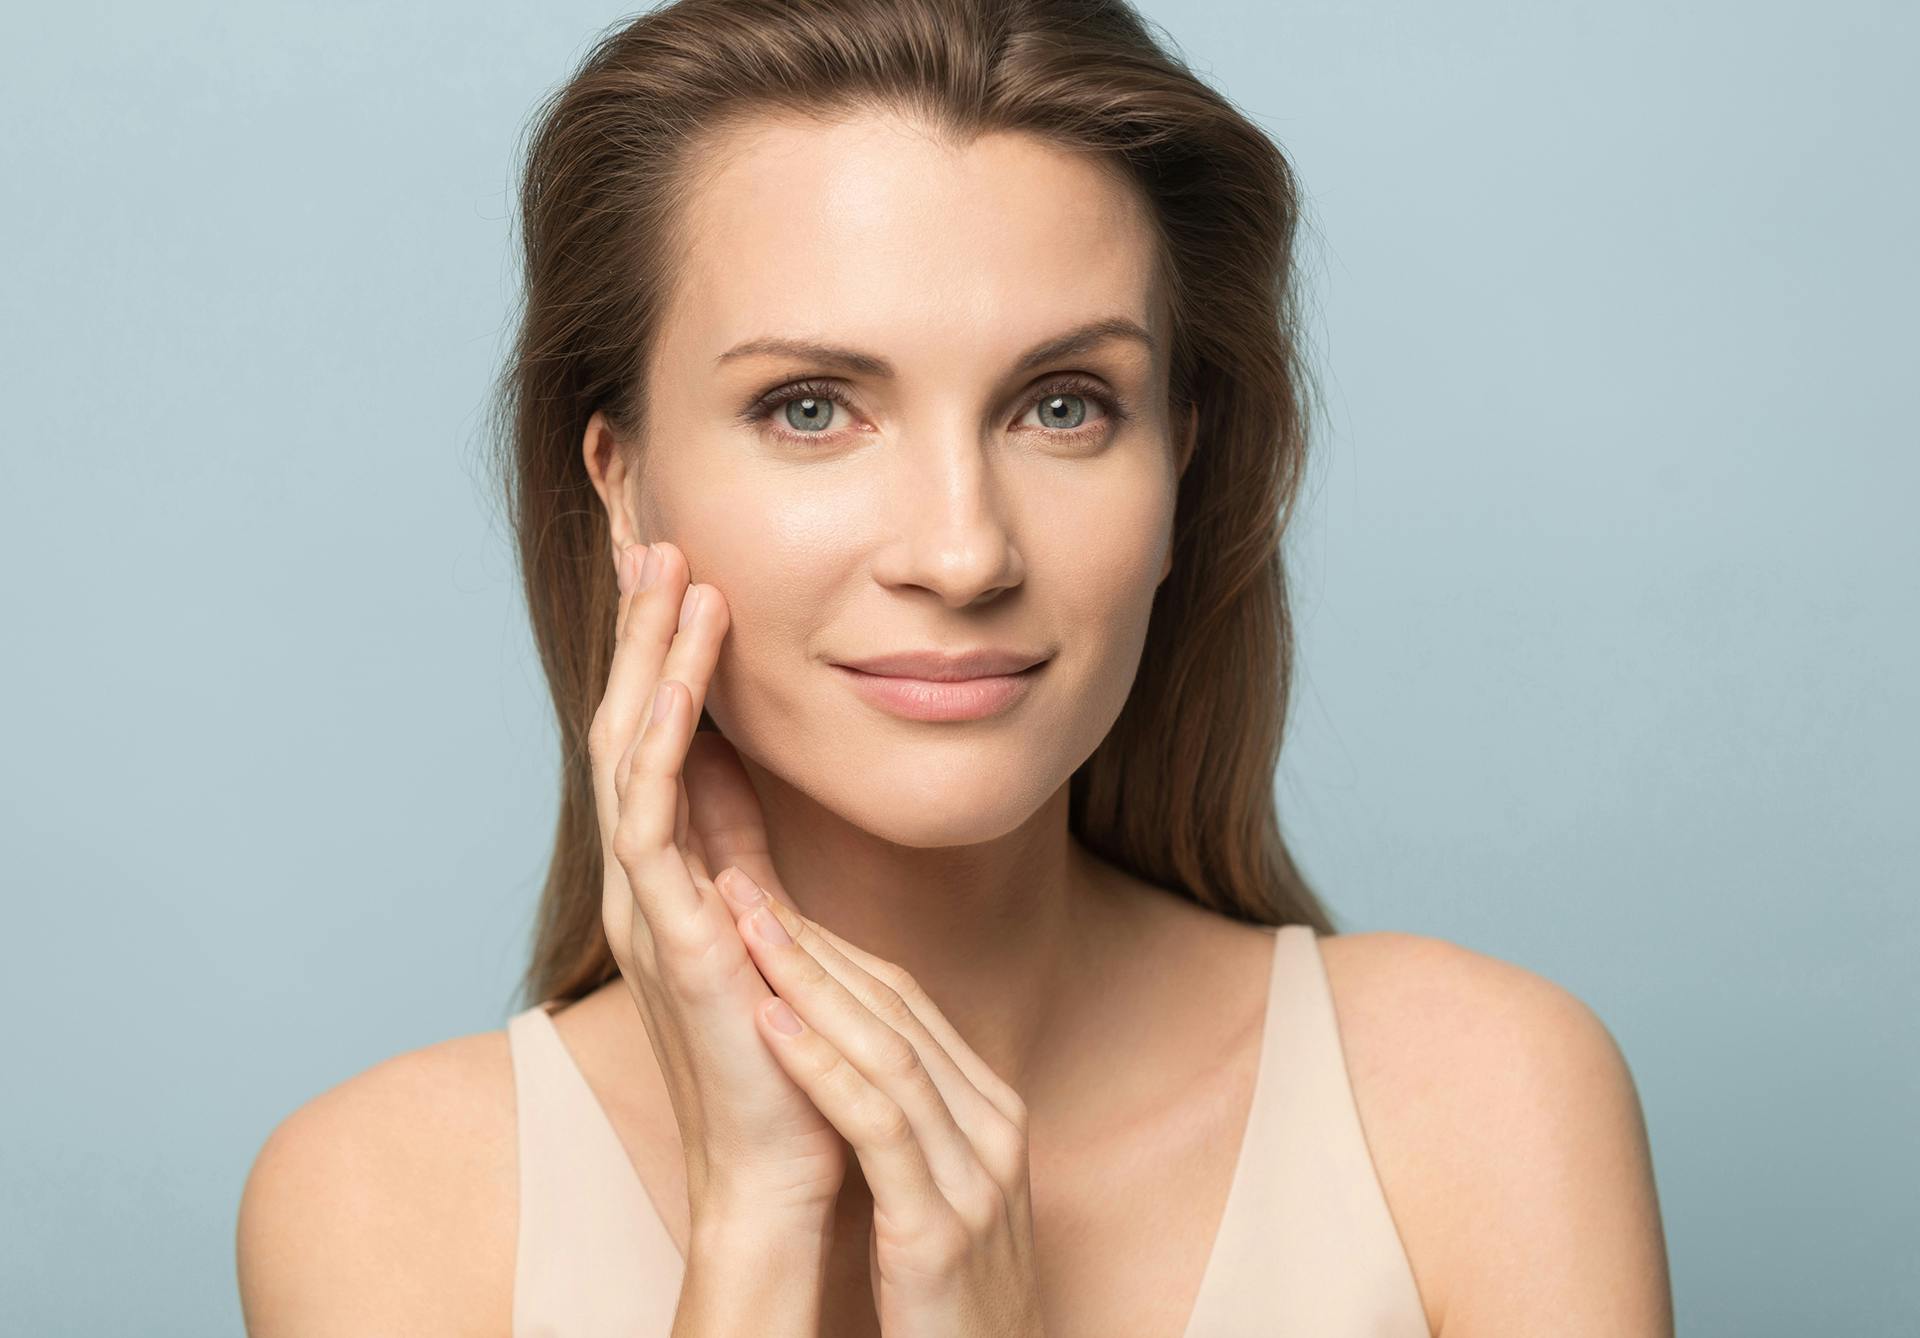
[588,539,848,1232]
[713,870,1048,1338]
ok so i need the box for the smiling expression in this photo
[604,109,1190,846]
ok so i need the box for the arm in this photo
[235,1052,514,1337]
[672,1210,833,1338]
[1332,933,1673,1337]
[1441,976,1671,1334]
[235,1038,833,1338]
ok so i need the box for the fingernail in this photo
[651,681,673,725]
[764,998,803,1034]
[617,545,637,594]
[719,869,766,911]
[637,544,661,592]
[750,905,791,946]
[678,584,701,630]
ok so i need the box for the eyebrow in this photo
[714,315,1156,378]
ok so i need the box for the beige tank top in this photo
[505,923,1430,1336]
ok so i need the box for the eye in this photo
[739,379,856,442]
[1017,376,1126,437]
[740,374,1131,446]
[776,387,843,435]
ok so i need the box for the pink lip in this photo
[832,662,1045,721]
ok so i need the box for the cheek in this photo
[655,457,843,622]
[1038,473,1171,619]
[1037,481,1172,730]
[658,478,853,728]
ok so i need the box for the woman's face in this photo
[596,110,1191,848]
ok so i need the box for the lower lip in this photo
[831,662,1046,721]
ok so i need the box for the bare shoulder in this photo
[1316,931,1673,1338]
[236,1024,518,1337]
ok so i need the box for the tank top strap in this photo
[1188,924,1430,1335]
[505,929,1428,1336]
[507,1002,684,1338]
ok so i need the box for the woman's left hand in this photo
[712,865,1047,1338]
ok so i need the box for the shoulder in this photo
[1315,930,1673,1338]
[236,1024,519,1336]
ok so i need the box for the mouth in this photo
[831,659,1048,722]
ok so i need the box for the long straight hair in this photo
[487,0,1338,1011]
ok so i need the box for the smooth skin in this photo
[598,535,1044,1336]
[236,108,1672,1338]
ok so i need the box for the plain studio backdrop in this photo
[2,2,1913,1334]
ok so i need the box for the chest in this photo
[809,1043,1259,1338]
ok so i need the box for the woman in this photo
[238,1,1672,1334]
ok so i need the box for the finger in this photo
[684,841,714,889]
[800,914,1027,1128]
[674,772,691,852]
[592,541,678,818]
[748,976,962,1248]
[591,541,670,956]
[607,675,707,947]
[735,896,988,1209]
[683,736,792,910]
[649,549,729,788]
[613,541,644,640]
[765,895,1031,1200]
[615,542,726,859]
[620,546,727,916]
[718,871,1013,1144]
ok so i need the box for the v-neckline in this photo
[527,924,1291,1338]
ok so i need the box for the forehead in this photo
[663,112,1165,373]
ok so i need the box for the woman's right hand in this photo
[587,538,847,1234]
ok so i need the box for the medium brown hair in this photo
[487,0,1338,1011]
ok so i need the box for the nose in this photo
[867,430,1025,608]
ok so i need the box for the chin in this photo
[852,788,1050,848]
[757,732,1062,847]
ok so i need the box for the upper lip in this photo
[833,648,1051,680]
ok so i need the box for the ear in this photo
[582,408,646,563]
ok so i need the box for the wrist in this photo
[688,1174,838,1245]
[675,1208,834,1338]
[688,1203,833,1259]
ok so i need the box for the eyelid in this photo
[740,373,1133,443]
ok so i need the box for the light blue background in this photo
[3,2,1913,1333]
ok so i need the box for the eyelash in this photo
[739,374,1131,445]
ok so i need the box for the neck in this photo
[739,767,1130,1099]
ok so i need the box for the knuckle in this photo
[610,810,670,867]
[855,1091,914,1147]
[586,708,618,751]
[659,935,732,1004]
[607,828,649,870]
[865,981,917,1034]
[865,1031,923,1082]
[815,1050,862,1105]
[952,1170,1006,1234]
[923,1218,972,1271]
[876,960,920,999]
[984,1075,1028,1124]
[981,1114,1030,1180]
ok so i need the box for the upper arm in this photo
[235,1033,517,1337]
[1322,932,1674,1338]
